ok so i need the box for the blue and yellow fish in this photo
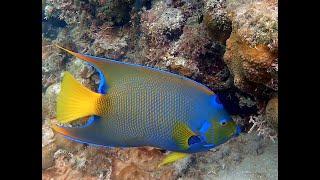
[52,45,241,167]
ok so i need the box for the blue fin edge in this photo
[85,63,107,132]
[96,68,107,94]
[64,135,114,148]
[85,63,108,95]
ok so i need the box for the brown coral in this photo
[42,143,58,170]
[224,32,277,95]
[140,1,186,65]
[42,153,100,180]
[43,145,113,179]
[203,0,232,44]
[42,142,176,179]
[174,24,211,61]
[111,147,175,179]
[86,24,129,59]
[44,0,81,25]
[42,83,60,120]
[225,32,277,82]
[114,163,151,180]
[54,133,85,153]
[265,96,278,128]
[223,0,278,96]
[42,39,65,91]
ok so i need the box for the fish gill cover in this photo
[42,0,278,179]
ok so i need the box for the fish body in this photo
[53,45,240,156]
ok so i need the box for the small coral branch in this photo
[248,115,277,142]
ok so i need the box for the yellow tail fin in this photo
[56,72,103,123]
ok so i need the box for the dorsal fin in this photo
[55,44,213,95]
[55,44,101,65]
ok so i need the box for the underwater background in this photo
[42,0,278,179]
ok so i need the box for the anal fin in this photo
[51,116,108,147]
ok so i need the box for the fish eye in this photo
[220,119,228,126]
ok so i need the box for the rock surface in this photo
[266,96,278,128]
[223,0,278,96]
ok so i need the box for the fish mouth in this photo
[234,125,241,137]
[228,125,241,137]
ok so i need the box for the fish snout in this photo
[234,125,242,137]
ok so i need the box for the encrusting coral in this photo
[265,96,278,128]
[203,0,232,44]
[44,0,81,25]
[223,0,278,96]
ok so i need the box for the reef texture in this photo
[224,0,278,96]
[203,0,232,44]
[265,96,278,128]
[180,132,278,179]
[42,0,278,179]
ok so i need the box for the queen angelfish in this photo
[52,45,241,167]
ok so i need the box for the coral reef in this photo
[89,26,129,58]
[111,148,171,179]
[140,0,231,92]
[42,120,57,169]
[228,0,278,50]
[265,96,278,128]
[44,0,81,25]
[140,0,186,65]
[42,0,278,179]
[224,32,278,94]
[42,143,58,170]
[223,0,278,96]
[248,115,277,142]
[42,83,60,120]
[203,0,232,44]
[42,38,65,91]
[96,0,135,26]
[179,132,278,179]
[42,139,179,179]
[42,148,110,179]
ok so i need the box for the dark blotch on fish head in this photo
[188,135,201,146]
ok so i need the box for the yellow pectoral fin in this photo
[173,122,196,150]
[158,152,189,168]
